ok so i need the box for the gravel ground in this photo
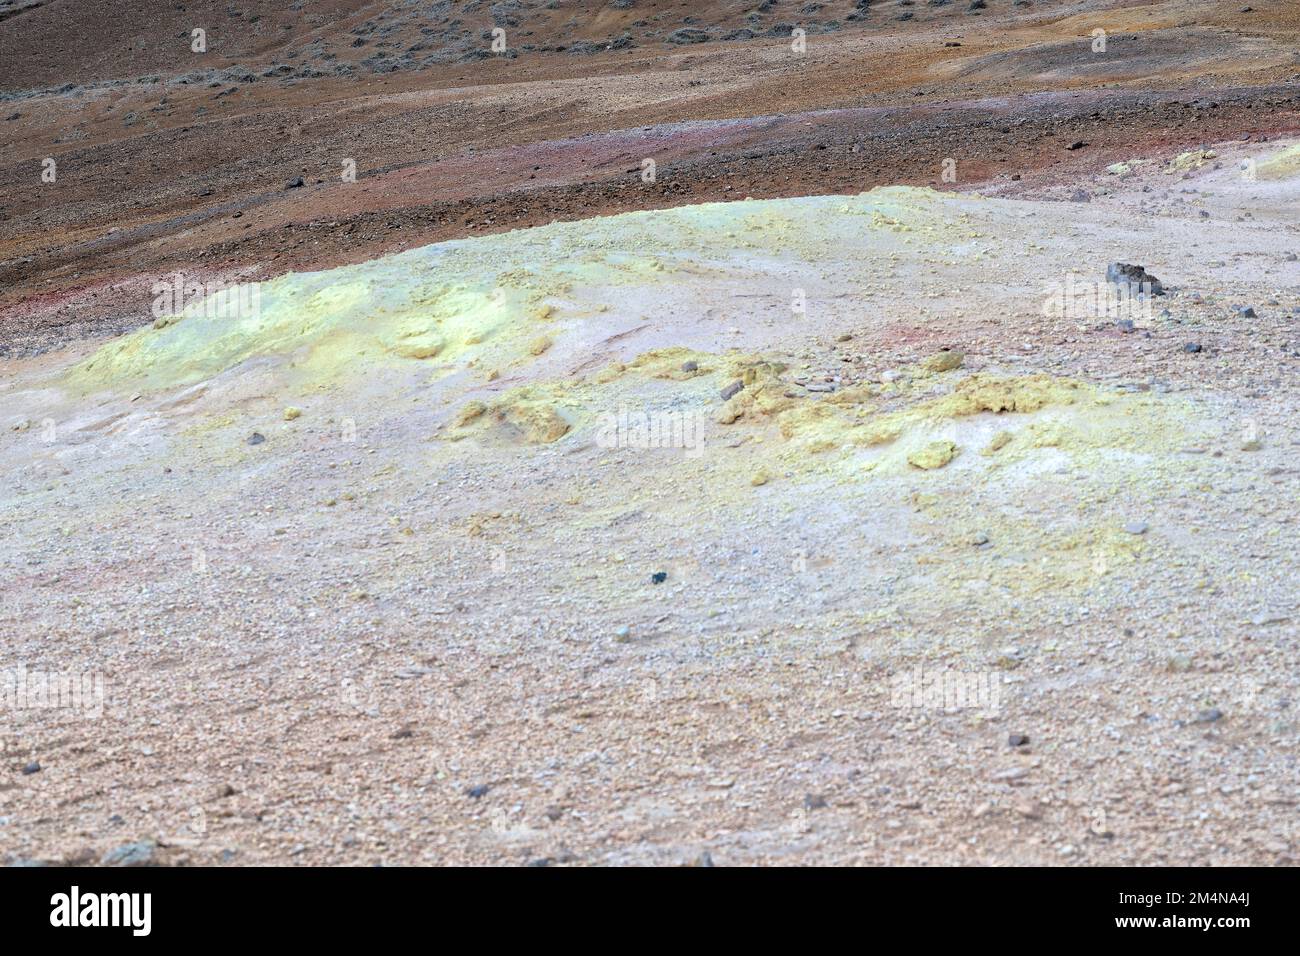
[1,142,1297,865]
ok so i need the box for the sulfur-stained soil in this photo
[0,1,1298,868]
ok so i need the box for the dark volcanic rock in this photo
[1106,262,1165,296]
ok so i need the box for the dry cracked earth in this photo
[1,0,1298,868]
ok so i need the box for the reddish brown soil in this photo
[1,0,1298,354]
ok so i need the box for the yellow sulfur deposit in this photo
[63,186,977,397]
[1254,143,1300,180]
[908,440,958,470]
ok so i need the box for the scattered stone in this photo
[751,469,770,486]
[1235,305,1257,318]
[1066,141,1087,151]
[285,176,305,189]
[970,532,990,546]
[1241,437,1262,452]
[1123,521,1149,535]
[21,761,40,775]
[650,571,667,584]
[615,625,631,642]
[922,349,964,372]
[803,793,828,811]
[680,360,698,373]
[720,380,744,401]
[1195,708,1223,724]
[283,406,302,421]
[1008,734,1030,748]
[1015,800,1043,820]
[1115,318,1135,333]
[667,27,710,44]
[992,766,1030,782]
[248,432,266,445]
[101,840,155,867]
[1182,342,1202,353]
[1068,188,1091,203]
[1250,612,1289,626]
[465,784,491,799]
[692,851,715,867]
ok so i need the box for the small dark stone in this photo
[1008,734,1030,747]
[285,176,305,189]
[1236,306,1257,318]
[720,380,745,400]
[650,571,667,584]
[1066,141,1087,151]
[248,432,266,445]
[1115,319,1135,333]
[21,761,40,775]
[390,727,414,739]
[1195,708,1223,724]
[466,784,491,799]
[803,793,828,810]
[1182,342,1202,353]
[681,360,699,373]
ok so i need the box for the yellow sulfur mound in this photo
[451,387,572,444]
[1254,143,1300,181]
[908,440,958,470]
[924,373,1088,417]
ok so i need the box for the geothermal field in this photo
[1,0,1298,870]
